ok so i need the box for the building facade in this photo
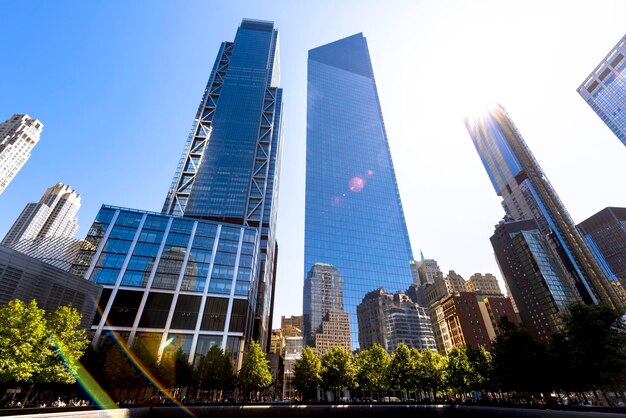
[304,33,415,350]
[282,336,303,401]
[0,114,43,195]
[3,183,81,270]
[465,104,624,309]
[465,273,502,295]
[578,207,626,291]
[578,33,626,146]
[160,19,283,350]
[72,205,260,366]
[0,244,101,329]
[491,219,580,340]
[303,263,351,354]
[357,288,436,352]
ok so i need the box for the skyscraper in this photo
[163,19,283,349]
[465,104,624,310]
[578,207,626,290]
[491,219,580,340]
[578,33,626,146]
[0,114,43,194]
[304,33,415,350]
[3,182,80,246]
[71,19,283,364]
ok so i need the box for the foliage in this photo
[292,346,322,396]
[416,349,447,396]
[198,345,235,391]
[160,348,197,388]
[0,299,88,385]
[445,345,475,394]
[354,344,389,394]
[237,340,272,394]
[550,302,626,393]
[321,347,355,395]
[490,318,550,393]
[387,343,415,392]
[466,345,492,391]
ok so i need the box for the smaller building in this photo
[428,292,518,354]
[357,288,436,352]
[0,244,101,328]
[465,273,502,295]
[283,336,303,401]
[423,270,466,308]
[281,315,303,336]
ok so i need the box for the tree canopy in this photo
[238,340,272,395]
[292,346,322,397]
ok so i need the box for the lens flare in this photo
[160,336,176,351]
[348,176,365,192]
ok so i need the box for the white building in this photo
[0,114,43,194]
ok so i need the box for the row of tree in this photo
[292,303,626,402]
[1,300,624,405]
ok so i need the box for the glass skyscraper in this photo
[304,33,415,351]
[73,19,283,364]
[163,19,283,349]
[465,104,624,310]
[578,33,626,146]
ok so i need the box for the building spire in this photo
[420,249,425,261]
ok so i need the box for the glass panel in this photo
[139,292,173,328]
[200,297,228,331]
[170,295,201,330]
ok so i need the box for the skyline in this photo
[0,1,625,328]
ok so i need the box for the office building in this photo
[0,244,101,329]
[282,335,303,401]
[428,292,518,354]
[72,205,260,366]
[578,33,626,146]
[281,315,303,336]
[423,270,466,308]
[0,114,43,194]
[465,273,502,295]
[3,183,81,269]
[357,288,436,352]
[412,255,441,286]
[303,263,351,354]
[466,104,623,309]
[160,19,283,351]
[304,33,415,350]
[491,219,580,340]
[578,207,626,293]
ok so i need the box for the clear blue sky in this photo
[1,1,625,327]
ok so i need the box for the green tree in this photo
[198,345,236,397]
[292,346,322,401]
[551,302,626,400]
[416,349,447,399]
[321,347,355,401]
[445,345,474,397]
[387,343,415,396]
[355,344,389,399]
[466,345,492,392]
[0,300,49,383]
[491,318,550,395]
[160,348,196,389]
[237,340,272,398]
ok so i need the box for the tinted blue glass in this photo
[305,34,415,350]
[185,22,278,218]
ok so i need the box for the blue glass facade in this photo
[304,34,415,350]
[578,34,626,146]
[72,205,259,365]
[162,19,283,349]
[466,104,624,310]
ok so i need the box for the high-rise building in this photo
[577,33,626,146]
[412,255,441,286]
[161,19,283,350]
[303,263,351,354]
[578,207,626,291]
[465,104,624,309]
[0,114,43,194]
[465,273,502,295]
[3,182,80,245]
[357,288,436,353]
[304,33,415,350]
[491,219,580,340]
[72,19,283,365]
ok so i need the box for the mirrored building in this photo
[304,33,415,350]
[578,33,626,146]
[465,104,624,310]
